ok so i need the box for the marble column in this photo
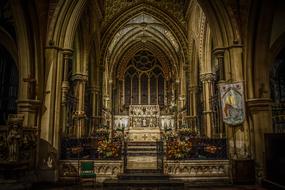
[200,73,215,138]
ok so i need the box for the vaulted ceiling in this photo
[100,1,190,81]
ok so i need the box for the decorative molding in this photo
[200,73,215,82]
[165,160,230,182]
[247,98,272,113]
[59,160,123,182]
[71,73,88,81]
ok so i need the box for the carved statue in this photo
[7,125,21,161]
[142,118,147,127]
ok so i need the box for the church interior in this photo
[0,0,285,189]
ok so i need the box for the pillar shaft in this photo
[200,73,215,138]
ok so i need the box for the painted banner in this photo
[219,82,245,125]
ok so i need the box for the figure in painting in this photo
[223,90,236,117]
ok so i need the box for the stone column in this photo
[188,85,199,132]
[200,73,215,138]
[61,50,72,136]
[247,98,272,181]
[88,86,100,135]
[72,74,88,138]
[213,48,225,81]
[18,72,40,128]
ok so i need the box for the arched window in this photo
[123,50,165,106]
[141,74,148,104]
[132,74,139,104]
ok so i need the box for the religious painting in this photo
[219,82,245,125]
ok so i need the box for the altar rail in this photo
[59,160,123,182]
[165,160,230,183]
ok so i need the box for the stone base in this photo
[127,156,157,170]
[165,160,230,183]
[128,127,161,141]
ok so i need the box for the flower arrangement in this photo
[166,140,192,159]
[92,125,110,140]
[96,140,121,159]
[178,126,197,140]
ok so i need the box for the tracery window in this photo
[124,51,165,106]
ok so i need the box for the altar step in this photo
[125,141,161,170]
[118,172,169,181]
[127,143,157,156]
[103,179,185,190]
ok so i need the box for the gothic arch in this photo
[196,0,240,47]
[101,2,189,71]
[47,0,87,49]
[0,27,17,64]
[10,0,34,99]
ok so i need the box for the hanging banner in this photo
[219,82,245,125]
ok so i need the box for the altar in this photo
[127,105,161,142]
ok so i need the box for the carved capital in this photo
[200,73,215,82]
[73,111,86,119]
[212,48,225,58]
[71,73,88,81]
[62,48,73,58]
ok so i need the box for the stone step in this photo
[127,146,157,150]
[127,150,157,153]
[127,147,157,151]
[103,179,185,190]
[118,172,169,181]
[127,152,158,156]
[126,141,159,146]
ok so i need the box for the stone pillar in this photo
[200,73,215,138]
[88,86,100,135]
[72,74,87,138]
[61,50,72,136]
[247,98,272,182]
[213,48,225,81]
[188,85,198,132]
[18,72,40,128]
[17,99,40,128]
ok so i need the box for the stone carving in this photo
[59,160,123,182]
[7,124,21,161]
[165,160,230,182]
[59,161,78,177]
